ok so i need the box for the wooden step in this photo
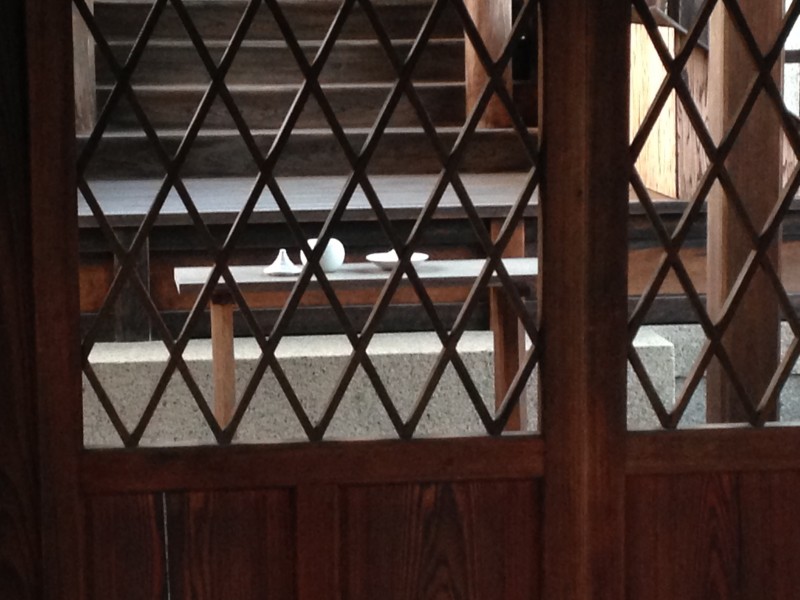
[98,82,468,130]
[97,38,464,86]
[79,127,538,178]
[94,0,463,43]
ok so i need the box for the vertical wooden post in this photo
[211,295,237,428]
[28,0,85,594]
[540,1,629,598]
[465,0,512,128]
[707,0,782,422]
[0,0,42,596]
[72,0,95,134]
[489,219,527,430]
[113,229,151,341]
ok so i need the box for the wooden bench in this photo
[174,256,538,430]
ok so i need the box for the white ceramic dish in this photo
[366,250,429,271]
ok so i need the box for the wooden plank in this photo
[94,0,462,43]
[676,41,709,199]
[210,299,236,429]
[112,229,151,341]
[626,427,800,474]
[72,0,95,134]
[81,436,545,493]
[630,23,677,197]
[87,494,167,599]
[80,127,535,179]
[174,258,538,295]
[97,39,465,86]
[296,485,339,600]
[0,0,41,594]
[27,0,86,593]
[78,173,537,227]
[626,473,741,599]
[539,1,629,598]
[489,220,527,430]
[738,470,800,599]
[706,0,783,422]
[166,490,295,599]
[465,0,512,128]
[341,480,540,600]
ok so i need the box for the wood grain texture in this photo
[72,0,95,134]
[627,426,800,474]
[627,469,800,599]
[626,473,741,599]
[630,23,677,197]
[539,1,629,598]
[342,480,540,600]
[0,0,41,595]
[738,470,800,598]
[465,0,512,128]
[210,300,236,428]
[27,0,85,594]
[166,489,295,600]
[87,494,167,600]
[81,436,545,493]
[297,485,339,600]
[706,0,783,422]
[676,41,709,199]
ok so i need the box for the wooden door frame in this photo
[3,0,634,598]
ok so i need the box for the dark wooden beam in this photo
[0,0,41,595]
[539,1,629,598]
[27,0,85,594]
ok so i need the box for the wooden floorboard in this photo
[79,173,538,226]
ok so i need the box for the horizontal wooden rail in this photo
[80,435,545,493]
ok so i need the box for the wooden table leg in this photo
[210,294,236,428]
[490,220,527,431]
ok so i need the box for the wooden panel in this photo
[539,1,629,598]
[630,24,678,197]
[676,42,709,199]
[87,494,166,600]
[738,470,800,598]
[627,469,800,599]
[166,490,295,599]
[0,0,40,594]
[627,427,800,474]
[72,0,95,134]
[297,485,339,600]
[81,437,545,494]
[626,473,741,599]
[707,0,783,421]
[342,480,540,600]
[27,0,85,594]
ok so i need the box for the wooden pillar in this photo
[707,0,782,422]
[465,0,512,127]
[210,295,236,429]
[0,0,42,596]
[72,0,95,134]
[28,0,85,594]
[113,229,151,341]
[540,1,629,598]
[489,220,527,430]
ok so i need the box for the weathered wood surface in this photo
[174,257,538,294]
[78,173,537,226]
[72,0,95,134]
[0,0,41,596]
[342,480,540,599]
[94,0,462,42]
[539,1,629,598]
[27,0,85,593]
[707,0,783,422]
[676,37,709,199]
[88,494,167,599]
[80,127,535,179]
[630,23,677,197]
[627,470,800,599]
[80,437,545,493]
[166,490,295,599]
[465,0,512,128]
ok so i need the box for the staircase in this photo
[82,0,537,180]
